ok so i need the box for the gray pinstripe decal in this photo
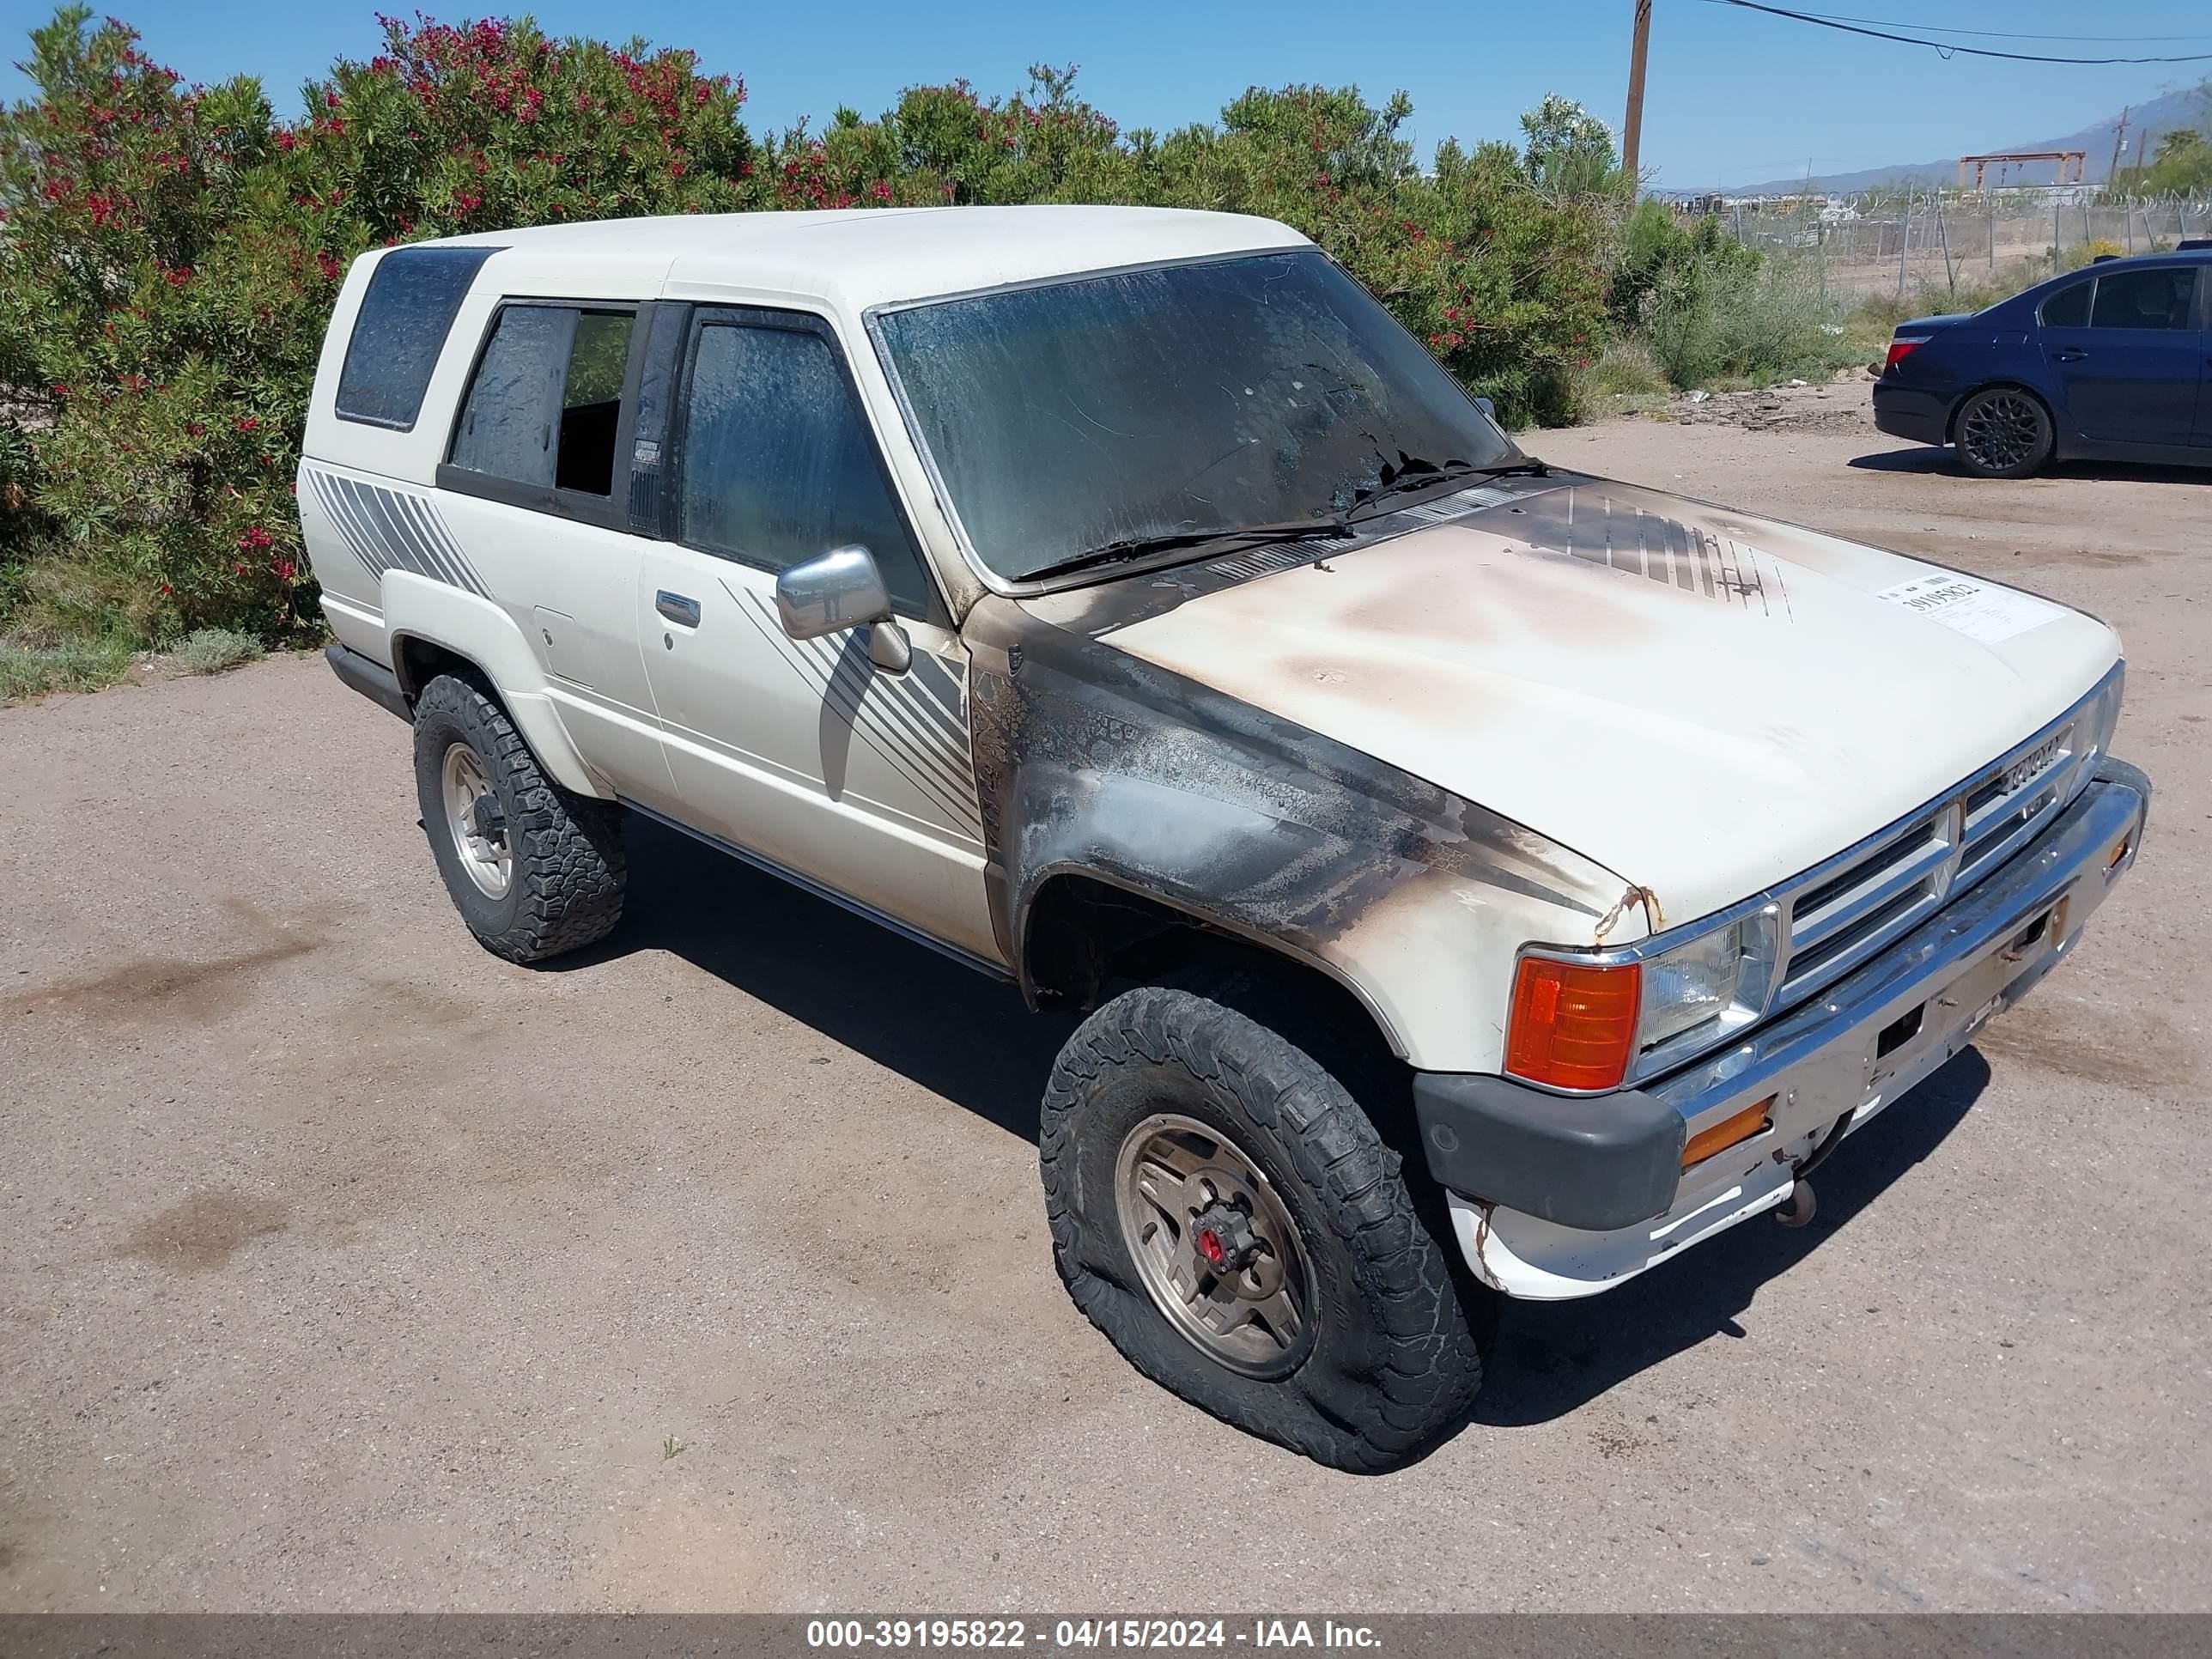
[308,470,386,576]
[302,466,488,598]
[732,587,983,840]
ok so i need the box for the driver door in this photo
[635,306,997,963]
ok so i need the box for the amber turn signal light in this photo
[1505,957,1641,1091]
[1682,1097,1775,1169]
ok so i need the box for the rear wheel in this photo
[1040,978,1489,1472]
[1954,386,2053,478]
[411,673,626,963]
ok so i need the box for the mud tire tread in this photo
[1039,976,1486,1473]
[411,673,625,963]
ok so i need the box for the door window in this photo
[2086,267,2197,331]
[449,305,635,495]
[677,321,933,614]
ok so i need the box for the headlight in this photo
[1506,906,1777,1092]
[1638,924,1746,1050]
[2079,666,2124,771]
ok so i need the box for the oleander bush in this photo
[0,4,1763,659]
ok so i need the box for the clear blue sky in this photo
[3,0,2208,189]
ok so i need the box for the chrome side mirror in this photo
[774,544,909,672]
[1474,396,1496,420]
[775,545,893,640]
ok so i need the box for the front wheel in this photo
[1040,981,1489,1472]
[1954,386,2053,478]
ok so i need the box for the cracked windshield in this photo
[874,249,1519,582]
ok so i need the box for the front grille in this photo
[1772,716,2085,1006]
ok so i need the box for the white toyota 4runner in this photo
[301,206,2149,1471]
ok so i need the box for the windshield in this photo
[873,250,1519,584]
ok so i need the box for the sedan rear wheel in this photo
[1954,387,2053,478]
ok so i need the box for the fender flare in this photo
[379,571,607,798]
[1014,860,1417,1059]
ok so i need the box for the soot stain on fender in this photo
[963,596,1626,992]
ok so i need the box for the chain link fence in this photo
[1694,191,2210,301]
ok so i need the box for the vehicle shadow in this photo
[582,816,1991,1432]
[564,814,1077,1145]
[1467,1046,1990,1429]
[1849,445,2212,484]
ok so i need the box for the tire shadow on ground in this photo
[1849,445,2212,485]
[556,813,1075,1145]
[571,816,1993,1431]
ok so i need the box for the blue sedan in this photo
[1872,246,2211,477]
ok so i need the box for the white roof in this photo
[431,205,1311,313]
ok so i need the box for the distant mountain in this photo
[1712,83,2205,196]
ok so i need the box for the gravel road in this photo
[3,399,2206,1613]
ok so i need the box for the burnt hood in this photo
[1022,473,2120,927]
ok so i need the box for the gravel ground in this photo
[2,402,2206,1614]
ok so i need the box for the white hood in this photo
[1091,475,2120,927]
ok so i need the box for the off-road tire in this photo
[1953,386,2054,478]
[1040,979,1487,1472]
[411,673,625,963]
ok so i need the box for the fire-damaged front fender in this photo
[963,597,1641,1073]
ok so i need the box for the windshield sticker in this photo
[1874,574,2064,644]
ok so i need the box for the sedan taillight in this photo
[1885,337,1927,371]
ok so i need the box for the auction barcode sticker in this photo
[1874,572,2063,644]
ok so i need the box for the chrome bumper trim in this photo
[1653,764,2146,1144]
[1454,760,2148,1301]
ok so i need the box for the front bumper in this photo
[1418,757,2149,1300]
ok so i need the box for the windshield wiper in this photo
[1347,455,1549,520]
[1017,517,1350,584]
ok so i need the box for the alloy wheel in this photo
[1113,1113,1315,1379]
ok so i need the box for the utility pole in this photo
[1623,0,1653,192]
[2107,106,2130,185]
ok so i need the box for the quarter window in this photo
[335,245,497,429]
[448,305,635,496]
[2039,281,2089,328]
[678,322,932,613]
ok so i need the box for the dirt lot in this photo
[3,398,2207,1613]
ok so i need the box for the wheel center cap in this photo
[1190,1201,1260,1277]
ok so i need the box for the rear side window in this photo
[335,246,497,429]
[2039,281,2090,328]
[2087,266,2197,331]
[449,305,635,497]
[677,322,933,613]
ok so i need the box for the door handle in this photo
[655,591,701,628]
[2051,348,2088,362]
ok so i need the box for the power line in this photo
[1700,0,2212,63]
[1801,13,2212,43]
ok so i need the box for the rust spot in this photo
[118,1190,289,1273]
[1594,884,1662,944]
